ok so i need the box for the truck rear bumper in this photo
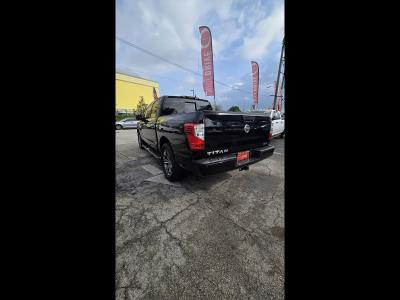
[189,144,275,175]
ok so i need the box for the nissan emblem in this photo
[244,124,250,133]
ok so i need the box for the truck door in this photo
[145,99,160,149]
[141,101,154,145]
[275,111,284,134]
[271,111,280,136]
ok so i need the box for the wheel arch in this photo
[159,135,170,151]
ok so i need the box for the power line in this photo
[116,36,258,96]
[116,67,184,84]
[117,67,271,99]
[117,37,202,76]
[116,78,158,88]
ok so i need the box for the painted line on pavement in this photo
[145,174,181,186]
[142,164,163,175]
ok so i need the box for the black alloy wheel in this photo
[161,143,183,181]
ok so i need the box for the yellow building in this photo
[116,72,160,111]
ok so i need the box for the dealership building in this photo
[116,72,159,112]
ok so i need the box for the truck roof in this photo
[163,95,209,101]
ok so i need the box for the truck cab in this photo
[263,109,285,138]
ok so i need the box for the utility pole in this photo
[273,37,285,110]
[190,89,195,97]
[280,75,285,110]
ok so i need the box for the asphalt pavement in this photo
[116,128,284,299]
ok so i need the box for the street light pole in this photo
[190,90,195,97]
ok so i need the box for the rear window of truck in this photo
[161,98,212,115]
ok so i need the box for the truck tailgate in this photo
[199,112,271,159]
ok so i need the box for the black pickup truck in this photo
[136,96,275,181]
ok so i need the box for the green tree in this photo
[136,96,147,115]
[228,106,241,112]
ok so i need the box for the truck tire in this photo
[161,143,183,181]
[138,131,144,149]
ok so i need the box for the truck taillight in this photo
[268,130,272,141]
[184,123,205,150]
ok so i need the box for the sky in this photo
[116,0,284,111]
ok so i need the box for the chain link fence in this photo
[115,109,137,121]
[116,109,136,116]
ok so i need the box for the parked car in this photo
[136,96,275,181]
[262,110,285,138]
[115,118,138,130]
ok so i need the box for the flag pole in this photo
[208,26,216,109]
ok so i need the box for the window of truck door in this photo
[145,101,154,119]
[150,99,160,118]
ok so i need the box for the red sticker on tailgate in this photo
[237,151,250,163]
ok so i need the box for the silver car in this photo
[115,118,138,130]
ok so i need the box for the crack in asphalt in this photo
[117,260,151,298]
[267,186,284,227]
[116,186,207,298]
[265,161,273,176]
[273,205,282,227]
[199,199,276,243]
[262,187,279,206]
[116,151,130,159]
[116,225,161,255]
[120,285,150,300]
[117,175,283,263]
[182,171,283,240]
[161,224,185,253]
[116,193,200,256]
[154,195,200,226]
[183,180,280,243]
[209,175,236,192]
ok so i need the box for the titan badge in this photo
[207,149,229,156]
